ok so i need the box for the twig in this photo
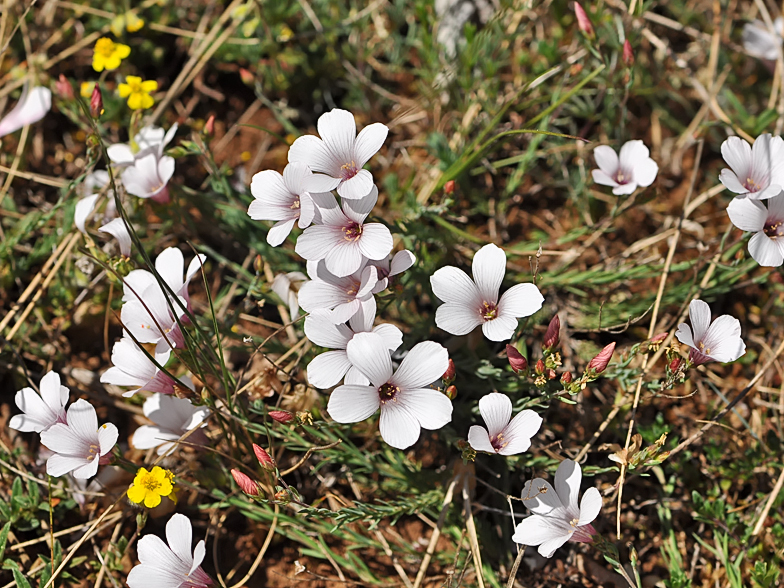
[462,476,485,588]
[412,475,459,588]
[752,467,784,535]
[506,546,526,588]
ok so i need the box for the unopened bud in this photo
[445,385,457,400]
[535,359,545,375]
[239,67,255,85]
[543,315,560,350]
[622,39,634,66]
[456,439,468,450]
[651,332,668,344]
[574,3,595,39]
[561,371,573,384]
[272,490,290,504]
[506,345,528,373]
[545,368,557,380]
[55,74,74,100]
[90,84,103,118]
[588,342,616,373]
[253,254,264,273]
[444,180,456,195]
[443,359,456,382]
[204,114,215,136]
[231,469,259,496]
[253,444,276,471]
[669,357,681,372]
[269,410,294,424]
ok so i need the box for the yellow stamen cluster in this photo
[127,466,174,508]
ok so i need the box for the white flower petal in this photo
[65,399,99,439]
[578,487,602,526]
[0,85,51,138]
[721,136,752,177]
[97,423,118,455]
[593,145,619,175]
[554,459,582,516]
[166,514,194,564]
[371,323,403,351]
[288,135,335,174]
[397,388,452,430]
[612,182,637,196]
[74,194,100,233]
[389,250,416,276]
[131,426,180,450]
[325,242,365,278]
[47,454,89,478]
[521,479,563,514]
[719,169,748,194]
[633,157,658,187]
[471,244,506,303]
[346,332,393,386]
[537,533,572,558]
[511,515,568,548]
[467,425,495,453]
[702,315,745,362]
[435,303,483,336]
[477,393,512,438]
[498,409,543,456]
[498,283,544,319]
[748,231,784,266]
[392,340,449,390]
[591,169,619,188]
[296,224,340,262]
[327,384,380,422]
[344,366,371,386]
[318,108,357,166]
[343,185,378,222]
[727,197,768,231]
[357,224,393,261]
[379,401,421,449]
[338,169,375,200]
[481,314,518,341]
[354,122,388,166]
[687,299,712,342]
[99,218,132,256]
[618,140,649,172]
[307,350,352,388]
[430,266,481,306]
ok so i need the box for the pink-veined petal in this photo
[166,513,194,565]
[338,169,375,200]
[343,185,378,223]
[471,244,506,303]
[346,332,393,386]
[327,384,380,423]
[578,487,602,526]
[288,135,335,175]
[325,242,365,277]
[498,409,542,455]
[430,266,480,305]
[295,224,341,262]
[498,283,544,319]
[477,393,512,438]
[65,399,99,439]
[378,400,421,449]
[318,108,356,167]
[46,454,89,478]
[467,425,495,453]
[307,350,352,388]
[354,122,388,166]
[435,304,483,336]
[392,340,449,390]
[592,145,619,176]
[481,314,518,341]
[305,312,353,348]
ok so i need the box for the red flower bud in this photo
[444,180,456,195]
[269,410,294,424]
[545,368,557,380]
[90,84,103,118]
[574,3,595,39]
[55,74,74,100]
[535,359,545,375]
[543,314,560,350]
[651,332,668,344]
[588,342,616,373]
[253,444,276,471]
[669,357,681,372]
[443,359,456,382]
[445,385,457,400]
[204,114,215,136]
[622,39,634,66]
[231,469,259,496]
[506,345,528,373]
[239,67,255,85]
[561,371,573,384]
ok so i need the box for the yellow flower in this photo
[127,466,174,508]
[92,37,131,72]
[118,76,157,110]
[80,81,96,98]
[125,12,145,32]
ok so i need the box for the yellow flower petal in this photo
[118,83,131,98]
[127,484,146,504]
[144,491,162,509]
[80,82,95,98]
[92,55,106,72]
[127,93,143,110]
[140,94,154,109]
[111,15,125,37]
[140,80,158,92]
[116,44,131,59]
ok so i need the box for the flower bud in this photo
[90,84,103,118]
[443,359,456,382]
[253,254,264,273]
[253,444,276,471]
[444,180,456,195]
[506,345,528,373]
[588,342,616,373]
[545,368,557,380]
[669,357,681,372]
[651,332,668,344]
[231,469,259,496]
[622,39,634,66]
[55,74,74,100]
[574,3,595,39]
[543,314,560,350]
[561,371,573,384]
[239,67,255,85]
[269,410,294,424]
[535,359,545,375]
[445,385,457,400]
[204,114,215,136]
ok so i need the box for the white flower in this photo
[719,134,784,200]
[127,513,212,588]
[369,249,416,292]
[121,283,187,353]
[298,260,379,323]
[9,371,68,433]
[512,459,601,558]
[75,171,114,233]
[305,299,403,388]
[108,124,178,167]
[123,246,205,309]
[743,18,784,60]
[467,393,542,456]
[675,299,746,366]
[591,140,658,195]
[248,162,319,246]
[0,84,51,138]
[271,271,308,318]
[430,243,544,341]
[99,218,132,256]
[100,337,177,397]
[727,193,784,266]
[288,108,388,199]
[132,394,210,455]
[296,188,393,277]
[39,399,118,479]
[121,152,175,202]
[327,332,452,450]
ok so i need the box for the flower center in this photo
[141,473,162,492]
[87,443,100,457]
[290,196,301,210]
[340,161,358,181]
[490,433,507,452]
[345,279,360,297]
[614,169,630,184]
[764,220,784,239]
[343,222,363,241]
[125,79,144,94]
[480,301,498,321]
[697,341,711,355]
[95,38,117,58]
[378,382,399,403]
[745,177,761,192]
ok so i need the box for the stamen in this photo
[764,221,784,239]
[480,301,498,321]
[378,382,400,403]
[343,222,363,241]
[340,161,358,181]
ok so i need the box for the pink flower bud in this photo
[444,180,456,195]
[90,84,103,118]
[231,469,259,496]
[651,332,668,344]
[239,68,255,85]
[443,359,456,382]
[588,342,615,373]
[535,359,545,375]
[204,114,215,136]
[543,314,561,350]
[561,371,573,384]
[506,345,528,373]
[269,410,294,424]
[546,368,557,380]
[445,385,457,400]
[55,75,74,100]
[253,444,276,471]
[574,3,595,39]
[623,39,634,66]
[669,357,681,372]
